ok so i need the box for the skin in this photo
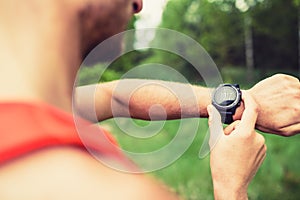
[248,74,300,136]
[76,74,300,136]
[0,0,180,199]
[208,93,267,200]
[0,0,142,112]
[0,0,293,199]
[75,79,212,121]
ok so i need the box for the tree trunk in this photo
[244,14,255,83]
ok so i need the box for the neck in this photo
[0,1,81,112]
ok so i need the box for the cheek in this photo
[80,1,133,56]
[112,3,133,28]
[98,2,132,32]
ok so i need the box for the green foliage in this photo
[153,0,246,70]
[249,134,300,200]
[79,0,299,85]
[145,0,299,82]
[251,0,298,70]
[293,0,300,6]
[77,64,121,86]
[221,66,262,87]
[197,0,245,67]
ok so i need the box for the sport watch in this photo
[212,83,242,124]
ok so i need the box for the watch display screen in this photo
[214,86,237,106]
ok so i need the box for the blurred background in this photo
[78,0,300,199]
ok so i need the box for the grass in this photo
[100,118,300,200]
[81,66,300,199]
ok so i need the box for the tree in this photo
[293,0,300,72]
[251,0,298,72]
[148,0,245,83]
[235,0,261,83]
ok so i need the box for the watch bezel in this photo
[212,83,241,111]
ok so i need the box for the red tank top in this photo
[0,102,131,168]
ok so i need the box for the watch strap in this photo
[219,110,235,124]
[220,112,233,124]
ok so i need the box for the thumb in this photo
[207,105,224,148]
[224,120,241,135]
[236,92,258,134]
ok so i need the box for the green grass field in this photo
[100,118,300,200]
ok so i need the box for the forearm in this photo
[75,79,212,122]
[109,79,212,120]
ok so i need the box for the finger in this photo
[239,92,259,131]
[207,105,224,148]
[224,120,240,135]
[208,105,222,125]
[208,105,223,133]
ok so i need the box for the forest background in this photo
[78,0,300,199]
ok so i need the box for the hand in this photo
[248,74,300,136]
[208,93,267,200]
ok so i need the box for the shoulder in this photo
[0,147,179,200]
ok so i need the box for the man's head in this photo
[0,0,143,62]
[73,0,143,57]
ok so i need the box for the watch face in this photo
[214,86,237,106]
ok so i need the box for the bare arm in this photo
[247,74,300,136]
[75,79,212,122]
[75,74,300,136]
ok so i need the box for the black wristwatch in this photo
[212,83,242,124]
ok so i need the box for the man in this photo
[0,0,298,199]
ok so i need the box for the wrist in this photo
[213,181,248,200]
[195,86,213,118]
[232,100,245,121]
[232,90,246,121]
